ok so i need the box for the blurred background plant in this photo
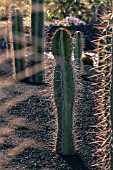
[44,0,111,24]
[0,0,111,24]
[0,0,31,26]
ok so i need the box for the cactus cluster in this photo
[52,23,113,170]
[52,28,75,155]
[9,1,45,84]
[52,28,85,155]
[8,1,113,169]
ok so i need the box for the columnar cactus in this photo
[74,31,83,72]
[52,28,75,155]
[30,0,45,84]
[10,4,26,80]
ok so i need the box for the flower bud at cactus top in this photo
[10,4,26,80]
[52,28,75,155]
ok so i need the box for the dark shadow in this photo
[74,65,103,169]
[8,95,53,122]
[20,77,49,86]
[7,95,55,143]
[0,115,9,126]
[0,142,17,151]
[4,148,89,170]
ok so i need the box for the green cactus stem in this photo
[74,31,83,72]
[52,28,75,155]
[10,5,26,81]
[30,0,45,84]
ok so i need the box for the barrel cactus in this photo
[9,4,26,81]
[52,28,75,155]
[89,6,113,170]
[30,0,45,84]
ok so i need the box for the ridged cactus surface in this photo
[10,4,26,80]
[52,28,75,155]
[30,0,45,84]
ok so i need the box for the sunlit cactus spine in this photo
[52,28,75,155]
[93,8,113,170]
[30,0,45,84]
[10,4,26,80]
[109,14,113,170]
[74,31,83,72]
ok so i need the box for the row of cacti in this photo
[52,28,93,155]
[51,14,113,170]
[9,0,45,84]
[52,28,75,155]
[8,1,113,169]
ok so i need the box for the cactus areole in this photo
[52,28,75,155]
[31,0,45,84]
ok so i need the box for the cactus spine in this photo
[74,31,83,72]
[10,5,26,80]
[110,14,113,170]
[52,28,75,155]
[30,0,45,84]
[94,7,113,169]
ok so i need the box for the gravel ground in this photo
[0,50,89,170]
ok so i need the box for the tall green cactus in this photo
[52,28,75,155]
[30,0,45,84]
[10,4,26,81]
[74,31,83,72]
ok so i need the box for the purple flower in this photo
[65,17,86,25]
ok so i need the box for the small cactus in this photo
[52,28,75,155]
[10,4,26,81]
[74,31,83,72]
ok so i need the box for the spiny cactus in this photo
[52,28,75,155]
[30,0,45,84]
[9,4,26,81]
[91,7,113,170]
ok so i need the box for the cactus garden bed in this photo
[0,0,113,169]
[0,50,89,170]
[0,22,110,170]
